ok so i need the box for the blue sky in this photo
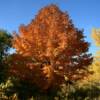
[0,0,100,54]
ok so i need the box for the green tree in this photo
[0,29,12,82]
[0,29,12,60]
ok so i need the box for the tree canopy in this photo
[0,29,12,82]
[9,5,93,90]
[92,29,100,47]
[0,29,12,62]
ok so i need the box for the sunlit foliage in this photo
[89,28,100,82]
[92,28,100,47]
[9,5,92,90]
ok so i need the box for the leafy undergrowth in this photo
[0,77,100,100]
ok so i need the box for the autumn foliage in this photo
[9,5,92,90]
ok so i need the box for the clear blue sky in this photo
[0,0,100,54]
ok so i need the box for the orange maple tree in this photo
[9,5,93,90]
